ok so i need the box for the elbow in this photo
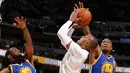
[57,29,64,38]
[57,30,60,36]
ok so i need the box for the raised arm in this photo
[89,45,101,65]
[67,26,75,37]
[78,2,91,35]
[57,6,80,49]
[70,2,91,35]
[13,17,33,62]
[83,26,91,35]
[57,20,73,49]
[76,2,102,65]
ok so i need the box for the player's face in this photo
[10,47,21,56]
[77,36,86,45]
[77,35,91,50]
[101,39,112,52]
[8,47,22,63]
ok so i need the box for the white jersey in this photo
[59,41,89,73]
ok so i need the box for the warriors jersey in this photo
[9,59,36,73]
[90,52,115,73]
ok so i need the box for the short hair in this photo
[5,47,21,59]
[5,48,12,59]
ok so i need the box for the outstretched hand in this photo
[69,8,80,22]
[71,2,85,29]
[74,2,84,9]
[13,17,26,30]
[69,2,84,22]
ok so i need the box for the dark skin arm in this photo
[83,23,101,65]
[89,45,101,65]
[13,17,34,66]
[113,61,117,71]
[74,2,102,65]
[83,26,91,35]
[0,67,10,73]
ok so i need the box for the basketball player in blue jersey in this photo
[89,38,116,73]
[74,2,116,73]
[0,17,36,73]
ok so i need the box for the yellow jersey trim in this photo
[114,60,116,67]
[9,65,13,73]
[25,59,35,70]
[90,51,102,66]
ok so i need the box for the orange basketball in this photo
[77,8,92,27]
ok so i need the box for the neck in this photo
[15,55,24,64]
[104,52,110,57]
[16,59,23,64]
[102,49,111,57]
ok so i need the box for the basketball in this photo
[77,8,92,27]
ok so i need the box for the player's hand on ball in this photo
[74,2,84,9]
[69,8,81,22]
[69,2,84,23]
[13,16,27,30]
[79,2,84,8]
[72,23,81,29]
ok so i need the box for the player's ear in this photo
[110,45,113,50]
[7,55,12,59]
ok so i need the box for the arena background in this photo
[0,0,130,73]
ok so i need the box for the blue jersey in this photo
[9,59,37,73]
[90,52,115,73]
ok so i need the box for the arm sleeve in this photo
[67,26,75,37]
[57,21,73,48]
[60,26,74,48]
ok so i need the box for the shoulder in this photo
[89,51,103,66]
[91,45,102,57]
[69,41,81,49]
[109,55,115,61]
[24,59,35,67]
[69,41,89,57]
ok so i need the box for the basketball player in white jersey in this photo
[57,3,98,73]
